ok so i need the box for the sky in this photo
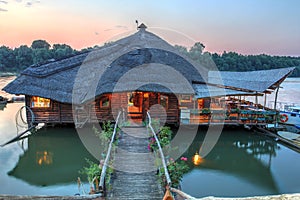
[0,0,300,56]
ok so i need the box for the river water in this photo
[0,77,300,197]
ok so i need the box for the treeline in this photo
[0,40,91,73]
[213,52,300,77]
[175,42,300,77]
[0,40,300,77]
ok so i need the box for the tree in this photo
[0,46,16,71]
[31,40,51,50]
[14,45,33,70]
[189,42,205,61]
[32,48,52,64]
[51,44,74,60]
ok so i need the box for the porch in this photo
[179,97,278,126]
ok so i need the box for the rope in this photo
[15,106,35,135]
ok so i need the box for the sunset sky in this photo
[0,0,300,56]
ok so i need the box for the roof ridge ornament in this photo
[136,20,147,32]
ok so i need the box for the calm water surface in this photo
[0,77,300,197]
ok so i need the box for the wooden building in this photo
[3,24,295,127]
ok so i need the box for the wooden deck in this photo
[107,127,163,200]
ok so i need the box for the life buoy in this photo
[280,114,288,123]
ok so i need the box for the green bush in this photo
[158,157,189,188]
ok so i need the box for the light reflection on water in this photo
[179,128,299,197]
[0,103,96,195]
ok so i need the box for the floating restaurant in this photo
[3,24,294,128]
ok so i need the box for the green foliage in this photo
[147,126,189,188]
[151,118,160,133]
[0,40,82,73]
[158,158,189,188]
[201,108,211,114]
[82,122,119,193]
[93,121,115,142]
[1,40,299,76]
[79,159,101,184]
[102,121,114,141]
[31,40,51,49]
[174,43,300,77]
[93,122,119,154]
[148,126,172,151]
[79,158,114,193]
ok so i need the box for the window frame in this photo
[181,95,192,103]
[30,96,52,109]
[99,95,110,108]
[159,94,169,110]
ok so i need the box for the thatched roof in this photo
[4,28,208,104]
[3,26,295,104]
[208,67,295,93]
[193,84,256,99]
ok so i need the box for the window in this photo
[181,95,192,102]
[198,99,204,109]
[31,96,51,108]
[100,95,110,108]
[160,95,168,109]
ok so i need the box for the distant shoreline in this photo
[0,72,18,77]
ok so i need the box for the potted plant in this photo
[80,159,102,194]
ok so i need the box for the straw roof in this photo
[4,27,208,104]
[3,26,295,103]
[193,84,256,99]
[208,67,295,93]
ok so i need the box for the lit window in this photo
[160,95,168,109]
[31,97,51,108]
[100,96,110,108]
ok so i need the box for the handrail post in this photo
[99,111,121,196]
[146,111,172,187]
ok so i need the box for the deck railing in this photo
[146,111,172,187]
[99,111,122,196]
[181,108,278,125]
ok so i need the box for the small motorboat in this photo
[277,131,300,140]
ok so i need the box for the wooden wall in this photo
[26,92,180,126]
[147,92,179,124]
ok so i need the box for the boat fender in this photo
[280,114,288,123]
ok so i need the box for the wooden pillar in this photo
[274,87,280,110]
[274,87,280,127]
[255,92,258,109]
[264,93,267,108]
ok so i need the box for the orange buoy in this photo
[280,114,288,123]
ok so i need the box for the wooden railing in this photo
[99,111,122,196]
[181,108,278,125]
[146,111,172,187]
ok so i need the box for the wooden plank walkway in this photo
[107,127,163,200]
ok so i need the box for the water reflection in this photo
[8,127,96,186]
[180,128,281,197]
[192,152,203,166]
[0,103,7,111]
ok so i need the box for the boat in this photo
[278,131,300,140]
[279,106,300,133]
[0,96,8,104]
[277,131,300,147]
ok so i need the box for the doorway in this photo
[127,92,149,122]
